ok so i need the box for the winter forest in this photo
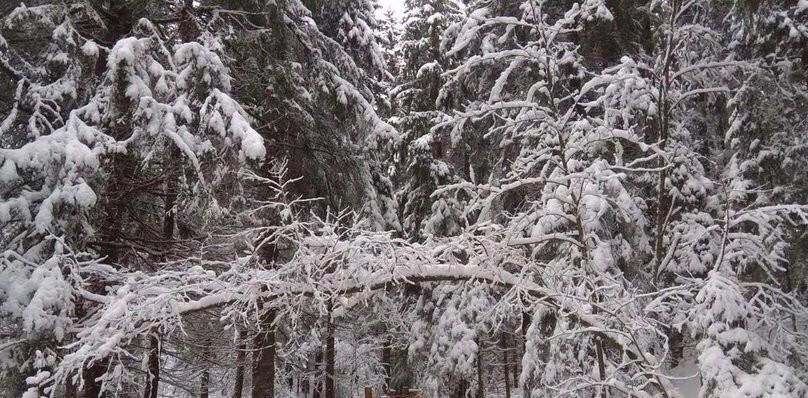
[2,0,808,397]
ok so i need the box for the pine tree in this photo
[392,0,464,239]
[0,1,264,395]
[434,0,808,396]
[2,1,807,398]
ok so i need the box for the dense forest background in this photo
[1,0,808,397]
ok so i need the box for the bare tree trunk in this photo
[82,363,108,398]
[502,334,510,398]
[512,344,518,391]
[324,302,336,398]
[143,334,161,398]
[381,344,392,392]
[669,327,683,368]
[313,352,323,398]
[198,335,214,398]
[64,376,77,398]
[252,310,276,398]
[146,151,174,392]
[519,311,530,391]
[455,379,468,398]
[233,331,246,398]
[476,337,484,398]
[652,1,676,283]
[593,295,607,398]
[141,148,176,398]
[200,367,210,398]
[595,337,607,398]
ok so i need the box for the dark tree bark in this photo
[82,363,107,398]
[143,334,161,398]
[519,311,530,391]
[199,368,210,398]
[595,337,607,398]
[455,379,468,398]
[313,351,323,398]
[64,377,76,398]
[143,130,179,398]
[512,339,518,390]
[199,335,214,398]
[502,334,511,398]
[232,331,246,398]
[381,344,392,392]
[251,310,276,398]
[324,302,336,398]
[593,299,607,398]
[669,327,684,368]
[476,337,484,398]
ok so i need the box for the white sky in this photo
[377,0,405,16]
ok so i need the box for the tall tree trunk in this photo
[324,302,336,398]
[595,337,607,398]
[200,367,210,398]
[143,334,161,398]
[233,331,246,398]
[502,334,510,398]
[64,376,77,398]
[143,141,179,398]
[290,370,298,395]
[146,158,172,395]
[653,0,680,282]
[512,343,518,391]
[200,336,214,398]
[301,377,310,398]
[381,344,392,392]
[455,379,468,398]
[82,363,107,398]
[593,299,607,398]
[313,351,323,398]
[252,310,276,398]
[476,337,484,398]
[519,311,530,391]
[669,327,683,368]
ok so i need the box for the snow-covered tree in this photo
[0,1,265,396]
[377,8,403,81]
[2,1,807,398]
[391,0,464,239]
[433,0,808,396]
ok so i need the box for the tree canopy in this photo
[1,1,807,397]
